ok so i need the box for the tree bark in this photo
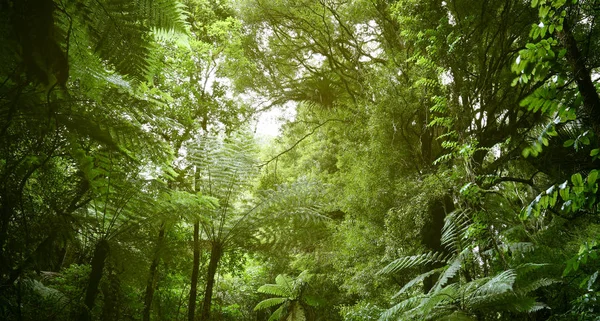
[188,221,201,321]
[422,195,453,292]
[143,222,166,321]
[79,239,110,321]
[200,242,223,321]
[558,21,600,135]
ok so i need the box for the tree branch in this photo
[259,118,347,167]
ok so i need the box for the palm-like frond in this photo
[381,203,555,321]
[393,269,443,299]
[258,284,290,298]
[378,251,448,275]
[441,210,471,252]
[468,270,516,304]
[269,305,285,321]
[254,297,287,311]
[433,249,469,292]
[255,272,314,321]
[63,0,189,81]
[188,133,258,201]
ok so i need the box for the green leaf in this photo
[254,298,287,311]
[587,170,598,186]
[257,284,288,297]
[563,139,574,147]
[378,252,447,275]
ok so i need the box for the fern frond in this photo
[474,270,516,297]
[378,251,448,275]
[507,242,535,255]
[254,297,287,311]
[444,311,476,321]
[517,278,558,295]
[257,284,289,298]
[67,0,189,81]
[526,302,549,312]
[466,270,516,309]
[434,249,469,291]
[269,305,285,321]
[379,295,423,321]
[393,268,442,299]
[275,274,294,293]
[421,283,459,315]
[514,263,548,276]
[441,209,470,253]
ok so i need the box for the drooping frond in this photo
[62,0,189,81]
[441,209,471,253]
[468,269,516,304]
[393,268,443,299]
[254,297,287,311]
[379,295,423,321]
[235,178,328,249]
[433,249,470,291]
[378,251,448,276]
[188,133,258,201]
[269,305,285,321]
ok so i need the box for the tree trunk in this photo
[79,239,110,321]
[188,221,201,321]
[422,195,453,292]
[143,222,166,321]
[200,242,223,321]
[558,21,600,136]
[101,268,119,321]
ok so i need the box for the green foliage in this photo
[3,0,600,320]
[254,271,318,321]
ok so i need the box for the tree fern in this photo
[254,271,316,321]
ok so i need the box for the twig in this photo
[259,118,347,167]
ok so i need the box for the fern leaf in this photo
[507,242,535,255]
[517,278,558,295]
[379,295,423,321]
[257,284,289,297]
[526,302,549,312]
[254,297,287,311]
[444,311,476,321]
[269,305,285,321]
[467,270,516,308]
[275,274,295,292]
[434,251,466,291]
[441,210,470,252]
[515,263,548,276]
[393,268,441,299]
[378,251,447,275]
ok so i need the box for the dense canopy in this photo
[1,0,600,320]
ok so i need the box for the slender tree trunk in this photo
[79,239,110,321]
[188,221,201,321]
[143,222,166,321]
[200,242,222,321]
